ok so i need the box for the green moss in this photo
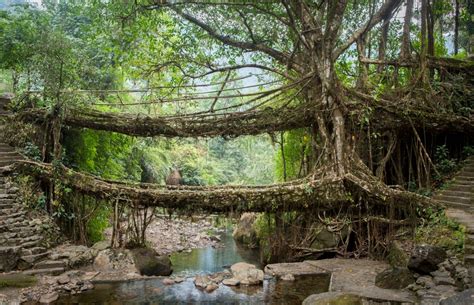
[0,274,37,288]
[415,208,465,254]
[386,241,409,268]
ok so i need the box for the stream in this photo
[57,231,330,304]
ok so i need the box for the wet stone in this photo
[162,278,175,285]
[222,278,240,286]
[205,283,219,293]
[39,292,59,304]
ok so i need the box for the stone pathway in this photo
[432,156,474,285]
[0,96,66,276]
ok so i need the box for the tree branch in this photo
[171,7,299,70]
[333,0,402,59]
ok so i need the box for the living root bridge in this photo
[19,101,315,138]
[6,160,435,214]
[17,92,474,139]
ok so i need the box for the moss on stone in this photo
[387,241,409,267]
[0,273,37,288]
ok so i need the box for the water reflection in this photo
[57,231,329,304]
[57,275,329,305]
[170,231,261,276]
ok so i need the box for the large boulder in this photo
[230,262,264,285]
[303,292,363,305]
[131,248,172,276]
[375,267,416,289]
[408,245,447,274]
[0,247,19,272]
[93,249,136,272]
[233,213,259,248]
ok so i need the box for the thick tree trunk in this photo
[401,0,414,59]
[356,36,369,90]
[377,17,390,74]
[454,0,459,55]
[318,57,347,175]
[420,0,429,83]
[427,1,435,57]
[468,0,474,57]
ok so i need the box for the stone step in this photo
[0,147,15,153]
[0,193,14,199]
[454,176,474,182]
[465,244,474,255]
[433,195,471,205]
[0,202,14,209]
[0,151,19,157]
[0,158,19,164]
[21,246,47,256]
[460,170,474,176]
[5,219,30,227]
[20,251,50,264]
[447,183,474,193]
[0,207,22,215]
[20,240,42,249]
[0,229,36,239]
[0,155,21,161]
[450,179,474,186]
[14,235,43,245]
[440,190,472,198]
[0,160,19,167]
[23,267,65,276]
[1,237,26,246]
[0,211,26,222]
[0,246,20,255]
[465,235,474,246]
[464,254,474,266]
[458,167,474,176]
[0,225,9,233]
[0,184,20,194]
[0,198,15,205]
[436,200,471,210]
[34,260,66,270]
[462,166,474,172]
[9,226,36,234]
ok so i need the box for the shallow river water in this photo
[57,231,330,304]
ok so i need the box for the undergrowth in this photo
[415,207,465,254]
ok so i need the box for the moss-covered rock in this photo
[233,213,259,248]
[131,248,172,276]
[375,267,415,289]
[0,273,37,288]
[387,240,409,267]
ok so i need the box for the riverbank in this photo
[0,215,224,304]
[104,214,225,254]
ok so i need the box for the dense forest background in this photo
[0,0,472,253]
[0,0,281,187]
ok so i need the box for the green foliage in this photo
[275,129,311,181]
[416,207,465,253]
[15,175,45,210]
[22,142,41,161]
[62,129,140,181]
[254,213,275,263]
[86,205,110,244]
[434,145,458,177]
[462,145,474,158]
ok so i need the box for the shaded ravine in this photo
[56,231,330,304]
